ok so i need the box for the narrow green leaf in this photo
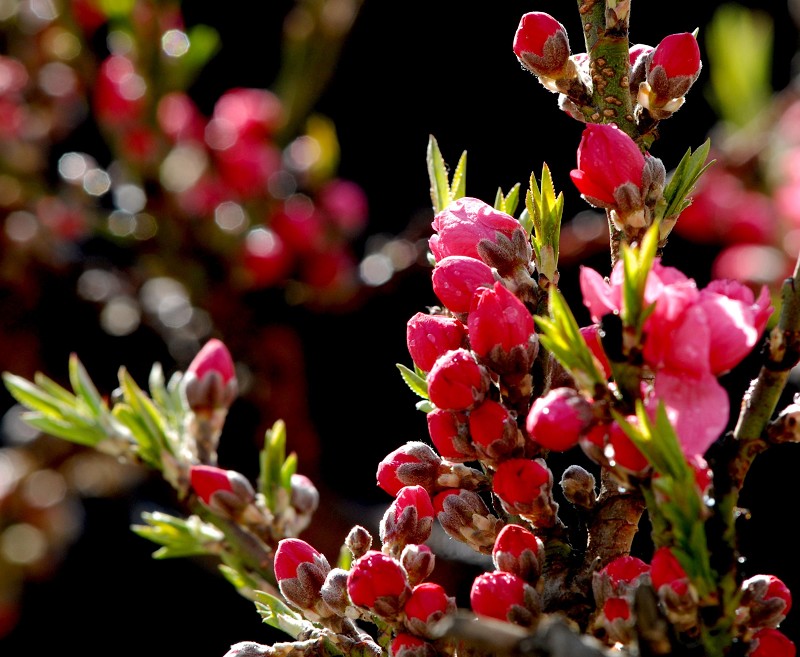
[280,451,298,491]
[111,404,161,468]
[3,373,70,418]
[426,135,451,213]
[450,150,467,201]
[69,353,106,417]
[396,363,429,400]
[253,590,311,639]
[22,413,106,446]
[660,140,714,222]
[32,372,77,405]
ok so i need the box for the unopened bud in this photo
[470,571,541,628]
[739,574,793,631]
[401,544,436,587]
[468,399,525,464]
[320,567,352,617]
[402,582,456,639]
[346,525,373,560]
[560,464,597,509]
[347,550,411,619]
[492,457,559,528]
[433,488,504,554]
[380,485,435,555]
[492,523,544,583]
[390,633,438,657]
[274,538,333,621]
[376,442,442,497]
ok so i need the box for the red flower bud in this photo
[525,387,594,452]
[376,442,443,497]
[380,485,436,549]
[492,523,543,582]
[190,464,234,504]
[427,348,490,412]
[347,550,410,616]
[403,582,455,638]
[513,11,571,78]
[427,408,476,462]
[274,538,330,582]
[492,458,551,512]
[433,488,504,554]
[429,197,521,263]
[187,338,237,385]
[650,547,689,596]
[390,633,436,657]
[212,87,283,143]
[431,256,495,314]
[748,628,797,657]
[183,338,239,416]
[468,399,524,462]
[406,311,468,372]
[604,555,651,586]
[274,538,333,618]
[579,324,612,380]
[650,32,702,81]
[741,574,793,630]
[470,571,528,623]
[467,282,537,370]
[570,123,646,207]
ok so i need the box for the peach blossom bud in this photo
[467,282,538,374]
[183,338,238,413]
[513,12,571,78]
[748,628,797,657]
[492,523,543,583]
[593,555,651,604]
[274,538,333,619]
[470,571,539,627]
[190,464,235,505]
[647,33,702,102]
[492,458,555,522]
[347,550,411,618]
[289,473,319,516]
[468,399,524,463]
[560,464,597,509]
[608,419,650,476]
[401,544,436,587]
[431,256,495,314]
[740,574,793,631]
[390,633,437,657]
[651,547,699,632]
[427,409,476,462]
[406,312,468,372]
[427,348,490,412]
[319,567,351,616]
[380,485,435,551]
[376,442,442,497]
[433,488,504,554]
[525,387,593,452]
[429,197,521,263]
[570,123,646,209]
[345,525,373,560]
[402,582,456,639]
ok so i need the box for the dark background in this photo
[3,1,800,655]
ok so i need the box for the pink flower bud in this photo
[190,464,235,504]
[400,544,436,587]
[492,458,552,518]
[433,488,504,554]
[467,282,538,373]
[592,554,650,610]
[390,633,437,657]
[429,197,521,263]
[376,442,443,497]
[648,33,702,93]
[513,11,571,78]
[347,550,410,617]
[570,123,646,207]
[380,485,436,550]
[403,582,455,638]
[427,348,490,412]
[183,338,239,415]
[470,571,531,624]
[406,311,468,372]
[492,523,543,582]
[188,338,236,384]
[525,387,594,452]
[748,628,797,657]
[274,538,332,617]
[431,256,495,314]
[650,547,689,596]
[427,408,476,462]
[468,399,524,462]
[740,574,793,630]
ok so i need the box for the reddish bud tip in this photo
[190,464,234,504]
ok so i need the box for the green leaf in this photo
[259,419,289,509]
[69,353,106,417]
[658,139,714,223]
[426,135,466,213]
[494,183,521,216]
[21,413,107,446]
[396,363,429,400]
[280,451,298,491]
[111,404,162,468]
[253,590,312,639]
[415,400,435,413]
[619,222,659,333]
[131,511,223,559]
[3,372,71,419]
[525,164,563,283]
